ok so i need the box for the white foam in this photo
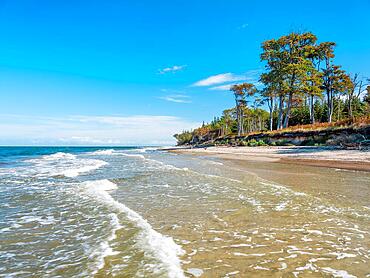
[225,270,240,276]
[90,149,115,155]
[119,153,146,160]
[18,215,56,225]
[186,268,203,277]
[278,263,287,270]
[275,201,288,211]
[239,194,264,212]
[41,152,77,160]
[208,161,224,166]
[62,160,108,177]
[321,267,356,278]
[82,179,185,278]
[295,263,316,271]
[233,252,265,257]
[145,158,190,172]
[137,147,158,153]
[87,212,122,275]
[27,152,108,178]
[328,252,356,260]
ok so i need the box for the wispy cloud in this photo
[192,73,245,87]
[193,70,262,89]
[159,94,191,103]
[158,65,186,74]
[237,23,249,29]
[0,114,200,146]
[209,84,234,91]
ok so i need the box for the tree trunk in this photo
[277,95,284,130]
[310,95,315,124]
[348,96,353,119]
[283,92,293,128]
[259,115,262,130]
[241,109,244,135]
[327,90,333,123]
[235,101,242,136]
[338,98,341,121]
[269,109,273,131]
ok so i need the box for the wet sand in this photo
[167,146,370,172]
[154,148,370,277]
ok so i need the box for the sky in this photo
[0,0,369,145]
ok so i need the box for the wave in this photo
[27,152,108,178]
[89,150,147,159]
[137,147,159,153]
[89,149,116,155]
[61,160,108,178]
[119,153,146,159]
[40,152,77,160]
[82,179,185,277]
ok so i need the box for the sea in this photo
[0,146,369,277]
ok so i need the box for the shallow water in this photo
[0,147,369,277]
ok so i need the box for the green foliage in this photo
[290,106,310,126]
[274,139,292,146]
[173,131,193,145]
[240,139,268,147]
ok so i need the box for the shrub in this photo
[237,140,248,146]
[275,139,291,146]
[257,139,268,146]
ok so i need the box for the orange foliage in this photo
[237,116,370,137]
[194,126,212,136]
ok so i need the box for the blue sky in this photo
[1,0,369,145]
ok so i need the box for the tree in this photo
[319,42,347,123]
[347,74,369,118]
[220,108,235,136]
[365,85,370,105]
[261,39,287,130]
[261,32,318,128]
[304,43,326,124]
[174,131,193,145]
[230,83,257,135]
[260,82,275,131]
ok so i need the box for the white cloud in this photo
[192,73,245,87]
[209,84,234,91]
[193,70,262,89]
[158,65,186,74]
[0,114,200,146]
[158,94,191,103]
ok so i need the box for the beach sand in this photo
[167,146,370,172]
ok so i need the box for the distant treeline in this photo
[175,32,370,145]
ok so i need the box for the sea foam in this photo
[89,149,115,155]
[27,152,108,178]
[82,179,185,278]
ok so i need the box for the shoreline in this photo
[166,146,370,172]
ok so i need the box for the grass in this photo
[236,116,370,137]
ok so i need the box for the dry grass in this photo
[240,116,370,137]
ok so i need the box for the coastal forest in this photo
[175,32,370,146]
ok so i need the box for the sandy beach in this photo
[168,146,370,172]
